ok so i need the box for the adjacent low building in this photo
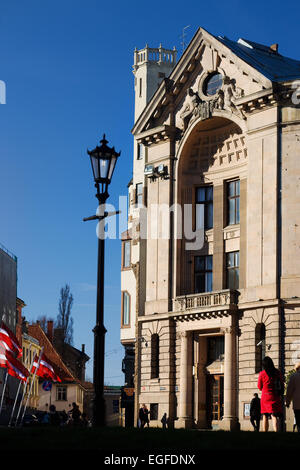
[28,321,87,416]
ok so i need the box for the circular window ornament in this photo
[203,72,223,97]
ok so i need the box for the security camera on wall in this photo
[144,164,154,176]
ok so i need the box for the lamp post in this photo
[85,134,121,426]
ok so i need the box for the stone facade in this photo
[121,28,300,431]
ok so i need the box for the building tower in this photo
[133,45,177,122]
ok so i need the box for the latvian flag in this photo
[32,353,61,382]
[0,344,29,382]
[0,321,22,358]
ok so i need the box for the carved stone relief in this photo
[179,74,245,133]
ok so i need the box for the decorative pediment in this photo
[132,27,279,138]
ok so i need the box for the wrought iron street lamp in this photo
[85,134,121,426]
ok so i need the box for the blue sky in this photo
[1,0,299,385]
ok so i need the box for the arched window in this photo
[151,334,160,379]
[255,323,266,373]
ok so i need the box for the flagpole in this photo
[0,370,8,417]
[14,348,36,427]
[8,380,22,427]
[19,346,44,427]
[8,344,32,427]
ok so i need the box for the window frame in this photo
[122,240,131,270]
[121,291,131,328]
[227,179,240,226]
[56,386,67,401]
[255,323,266,373]
[135,183,143,207]
[137,143,144,160]
[150,334,160,379]
[226,251,240,290]
[194,255,213,294]
[195,185,214,231]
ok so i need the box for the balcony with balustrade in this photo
[172,289,239,322]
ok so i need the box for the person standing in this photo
[286,362,300,432]
[250,393,261,431]
[139,404,147,429]
[257,356,284,432]
[161,413,168,429]
[142,404,150,428]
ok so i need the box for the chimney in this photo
[47,320,54,343]
[270,43,278,53]
[82,344,85,354]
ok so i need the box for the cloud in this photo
[77,282,97,292]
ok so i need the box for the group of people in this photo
[138,405,169,429]
[250,356,300,432]
[138,357,300,432]
[40,402,90,427]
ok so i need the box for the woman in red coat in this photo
[258,356,284,432]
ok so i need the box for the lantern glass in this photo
[108,156,117,181]
[91,155,100,181]
[88,135,120,188]
[100,157,109,180]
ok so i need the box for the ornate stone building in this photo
[120,27,300,431]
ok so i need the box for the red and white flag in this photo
[32,353,61,382]
[0,322,22,358]
[0,344,29,382]
[5,351,29,382]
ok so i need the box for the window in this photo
[77,388,83,404]
[207,336,224,364]
[227,180,240,225]
[139,78,142,97]
[56,386,67,401]
[226,251,239,289]
[203,72,223,96]
[150,403,158,420]
[194,255,213,293]
[113,400,119,414]
[122,240,131,269]
[137,143,144,160]
[151,334,159,379]
[122,292,130,326]
[255,323,266,373]
[135,183,143,207]
[196,186,213,230]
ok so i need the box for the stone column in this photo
[221,325,239,431]
[176,331,193,428]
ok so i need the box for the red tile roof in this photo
[28,323,82,386]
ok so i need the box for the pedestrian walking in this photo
[69,402,82,426]
[138,404,150,428]
[250,393,261,431]
[161,413,168,429]
[257,356,284,432]
[143,404,150,428]
[286,362,300,433]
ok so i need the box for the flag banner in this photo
[0,322,22,358]
[0,348,7,368]
[5,351,29,382]
[32,353,61,382]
